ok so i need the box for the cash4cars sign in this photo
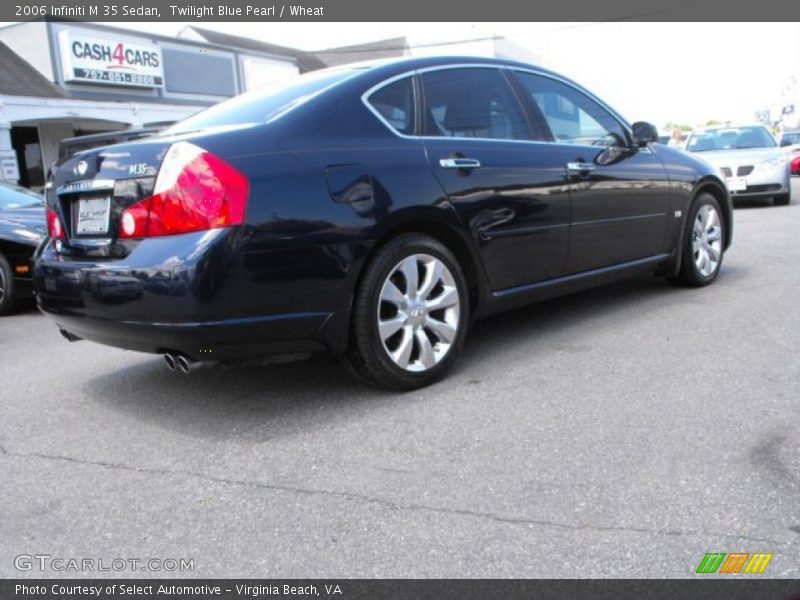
[58,31,164,88]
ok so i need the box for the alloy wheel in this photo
[377,253,461,372]
[0,265,6,304]
[692,204,722,278]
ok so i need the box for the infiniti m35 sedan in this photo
[35,56,732,389]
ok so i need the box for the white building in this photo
[0,22,320,190]
[0,22,538,191]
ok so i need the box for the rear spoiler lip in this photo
[58,127,165,160]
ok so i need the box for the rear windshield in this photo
[165,68,360,134]
[687,126,776,152]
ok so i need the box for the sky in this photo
[3,21,799,128]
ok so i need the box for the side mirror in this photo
[780,138,793,147]
[595,144,628,166]
[631,121,659,147]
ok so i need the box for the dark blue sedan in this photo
[35,56,732,389]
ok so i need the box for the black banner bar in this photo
[3,580,800,600]
[5,0,800,22]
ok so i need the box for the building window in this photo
[11,127,44,191]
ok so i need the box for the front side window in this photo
[366,77,415,135]
[420,68,531,141]
[514,72,627,147]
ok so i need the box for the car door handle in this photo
[566,162,596,173]
[440,158,481,169]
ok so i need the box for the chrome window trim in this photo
[361,64,532,144]
[360,62,644,152]
[359,70,419,138]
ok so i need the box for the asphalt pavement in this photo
[1,180,799,578]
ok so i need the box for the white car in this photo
[686,124,791,206]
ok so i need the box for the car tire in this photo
[669,192,726,288]
[0,253,19,316]
[774,193,791,206]
[343,234,469,390]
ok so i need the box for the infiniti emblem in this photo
[74,160,88,177]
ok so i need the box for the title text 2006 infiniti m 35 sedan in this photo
[35,56,732,389]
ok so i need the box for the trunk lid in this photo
[49,140,170,258]
[48,123,265,259]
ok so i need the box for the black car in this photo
[0,182,46,315]
[35,56,732,389]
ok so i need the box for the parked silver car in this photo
[686,124,791,205]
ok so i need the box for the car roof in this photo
[353,54,565,82]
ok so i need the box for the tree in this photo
[664,121,693,132]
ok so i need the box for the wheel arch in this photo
[694,178,732,249]
[364,214,487,319]
[319,209,489,356]
[337,211,483,389]
[666,178,731,278]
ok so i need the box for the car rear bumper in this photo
[34,228,364,360]
[41,309,329,360]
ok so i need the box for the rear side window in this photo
[366,77,415,135]
[513,71,627,147]
[420,68,531,141]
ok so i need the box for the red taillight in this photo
[46,208,65,240]
[120,142,249,239]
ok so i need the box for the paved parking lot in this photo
[2,180,800,579]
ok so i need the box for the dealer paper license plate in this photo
[726,177,747,192]
[76,196,111,235]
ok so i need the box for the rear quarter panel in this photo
[182,88,467,350]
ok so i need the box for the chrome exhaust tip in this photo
[163,353,177,372]
[176,354,191,375]
[176,355,218,374]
